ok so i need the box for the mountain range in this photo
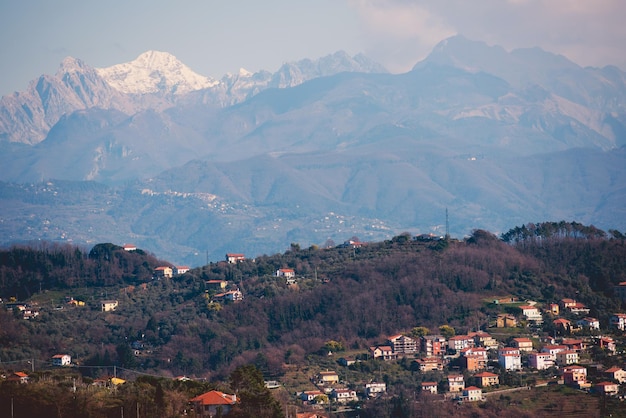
[0,35,625,265]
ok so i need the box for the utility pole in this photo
[445,207,450,240]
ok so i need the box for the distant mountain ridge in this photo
[0,35,625,265]
[0,50,388,145]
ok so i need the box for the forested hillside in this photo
[0,222,626,416]
[1,223,625,381]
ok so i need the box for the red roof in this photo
[190,390,237,406]
[475,372,498,377]
[605,366,623,373]
[595,381,619,387]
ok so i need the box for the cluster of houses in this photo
[355,296,626,402]
[3,301,40,319]
[297,370,371,407]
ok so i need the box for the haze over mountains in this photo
[0,35,625,265]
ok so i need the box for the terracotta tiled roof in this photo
[191,390,237,406]
[474,372,498,377]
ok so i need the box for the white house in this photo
[52,354,71,366]
[609,313,626,331]
[519,305,543,323]
[276,268,295,278]
[528,352,554,370]
[300,390,324,403]
[498,348,521,371]
[226,253,245,264]
[365,382,386,397]
[421,382,438,394]
[462,386,483,402]
[331,389,358,403]
[576,317,600,330]
[175,266,190,275]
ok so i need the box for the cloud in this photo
[348,0,626,71]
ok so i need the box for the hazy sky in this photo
[1,0,625,97]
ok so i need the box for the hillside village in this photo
[1,228,626,417]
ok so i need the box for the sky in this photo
[1,0,626,97]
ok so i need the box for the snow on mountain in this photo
[96,50,218,95]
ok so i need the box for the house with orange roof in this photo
[461,386,483,402]
[474,371,499,387]
[561,338,585,351]
[276,268,295,278]
[605,366,626,383]
[511,337,533,352]
[52,354,71,366]
[594,382,619,396]
[553,318,571,333]
[562,365,589,388]
[597,336,616,354]
[421,381,438,394]
[7,372,29,384]
[190,390,237,417]
[560,298,577,309]
[122,244,137,251]
[226,253,245,264]
[576,317,600,330]
[448,335,474,352]
[369,345,397,361]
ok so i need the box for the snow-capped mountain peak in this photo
[96,50,217,95]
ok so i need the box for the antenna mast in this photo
[445,207,450,239]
